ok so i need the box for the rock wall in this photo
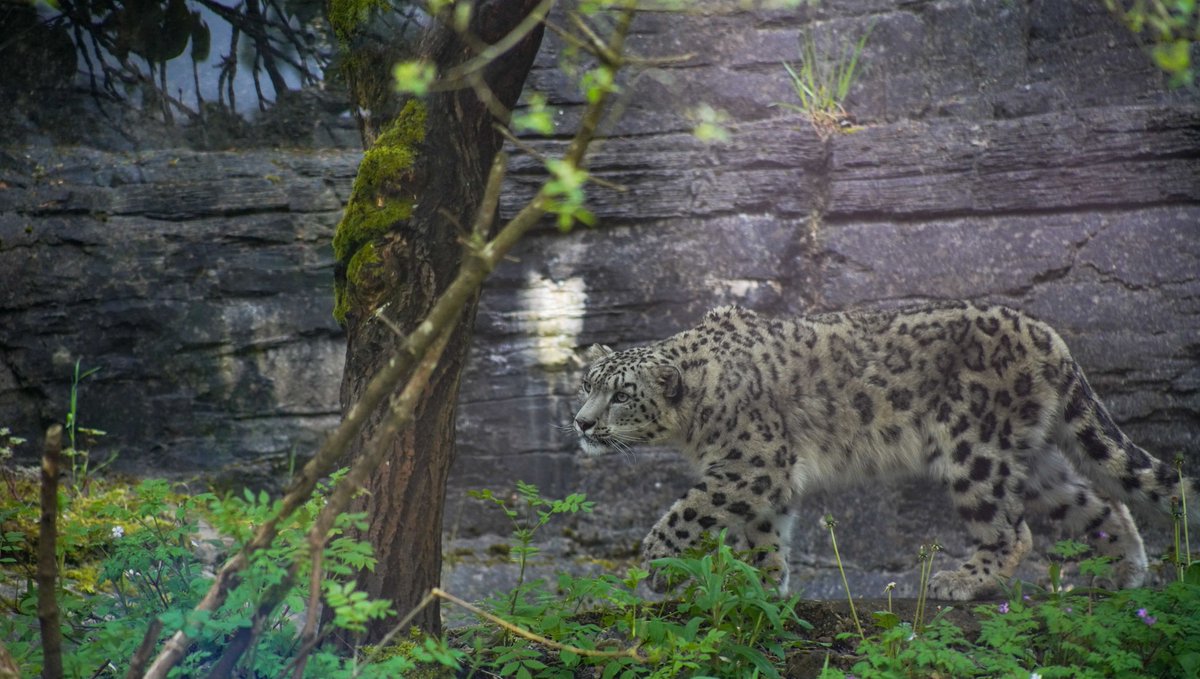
[0,149,358,487]
[2,0,1198,596]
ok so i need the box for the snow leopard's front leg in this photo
[642,470,795,592]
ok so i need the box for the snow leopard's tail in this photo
[1054,359,1199,526]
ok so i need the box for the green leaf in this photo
[1153,39,1191,74]
[1184,562,1200,585]
[690,103,731,143]
[872,610,901,630]
[560,648,580,668]
[393,61,436,96]
[1179,652,1200,676]
[513,93,555,135]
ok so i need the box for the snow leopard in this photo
[572,303,1197,600]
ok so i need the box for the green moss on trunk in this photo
[328,0,389,43]
[333,99,428,325]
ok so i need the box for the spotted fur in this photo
[573,303,1197,600]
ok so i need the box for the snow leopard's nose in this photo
[575,416,596,433]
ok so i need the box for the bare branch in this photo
[438,0,557,87]
[473,151,509,242]
[359,590,438,671]
[497,124,630,192]
[122,619,163,679]
[433,588,646,662]
[294,545,324,674]
[568,11,622,66]
[37,425,64,679]
[372,305,410,340]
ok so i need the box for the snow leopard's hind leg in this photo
[1021,446,1147,589]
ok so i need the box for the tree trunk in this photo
[331,0,545,640]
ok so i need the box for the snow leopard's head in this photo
[572,344,683,455]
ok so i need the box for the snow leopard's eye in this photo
[612,392,630,404]
[581,379,592,393]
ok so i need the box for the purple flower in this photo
[1096,530,1109,540]
[998,601,1010,614]
[1137,608,1157,626]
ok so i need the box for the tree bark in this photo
[332,0,545,640]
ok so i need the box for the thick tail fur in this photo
[1055,361,1199,525]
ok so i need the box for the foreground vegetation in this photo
[2,356,1196,677]
[2,435,1198,678]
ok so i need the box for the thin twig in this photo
[568,11,621,66]
[122,619,162,679]
[37,425,64,679]
[361,590,439,668]
[465,70,515,123]
[300,541,325,655]
[473,151,509,242]
[544,18,693,67]
[285,627,333,679]
[438,0,557,87]
[495,125,629,192]
[372,305,409,340]
[543,18,596,55]
[432,588,647,662]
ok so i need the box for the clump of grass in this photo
[777,23,873,137]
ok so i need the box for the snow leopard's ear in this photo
[583,344,614,363]
[653,364,683,404]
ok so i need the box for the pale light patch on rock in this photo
[518,274,587,369]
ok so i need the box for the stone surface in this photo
[2,0,1199,601]
[0,148,358,482]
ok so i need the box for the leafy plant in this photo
[1103,0,1199,87]
[62,359,112,491]
[647,531,811,678]
[470,480,594,616]
[820,534,1200,679]
[0,465,452,677]
[453,484,812,679]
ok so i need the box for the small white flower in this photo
[1030,673,1042,679]
[111,525,125,539]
